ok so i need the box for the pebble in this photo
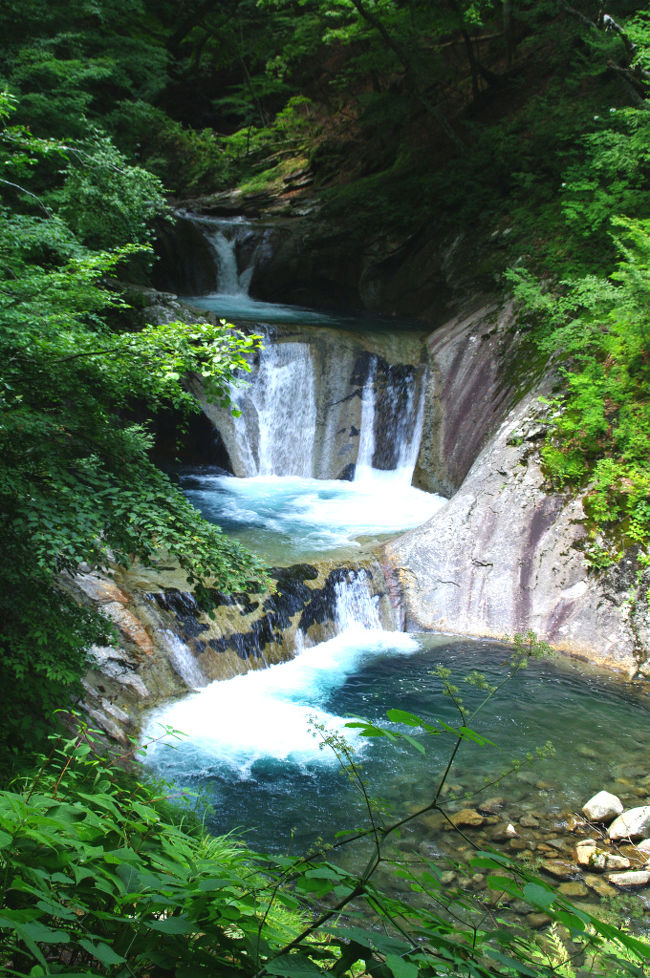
[509,839,529,852]
[478,796,504,814]
[520,814,540,828]
[450,809,485,828]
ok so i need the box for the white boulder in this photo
[608,807,650,841]
[582,790,623,823]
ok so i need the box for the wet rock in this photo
[450,809,485,829]
[544,837,568,852]
[558,882,588,899]
[566,815,589,833]
[520,814,540,828]
[584,874,617,899]
[440,871,456,885]
[575,841,630,872]
[606,870,650,890]
[509,839,530,852]
[618,844,648,868]
[542,860,578,880]
[577,746,598,759]
[608,806,650,841]
[477,796,504,814]
[582,790,624,823]
[527,913,551,929]
[490,822,517,841]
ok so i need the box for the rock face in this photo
[383,303,649,676]
[413,298,525,495]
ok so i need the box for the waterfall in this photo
[333,569,383,631]
[230,339,318,477]
[159,629,207,690]
[194,216,258,296]
[391,366,427,477]
[354,357,377,479]
[201,334,429,484]
[354,357,426,485]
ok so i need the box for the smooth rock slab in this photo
[606,870,650,890]
[542,859,578,880]
[608,806,650,841]
[582,790,624,823]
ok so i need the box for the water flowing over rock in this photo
[75,556,395,742]
[197,326,427,483]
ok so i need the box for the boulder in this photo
[582,790,624,823]
[608,806,650,841]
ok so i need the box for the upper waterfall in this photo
[194,216,257,296]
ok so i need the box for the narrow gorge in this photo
[72,211,650,922]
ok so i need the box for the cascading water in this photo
[229,337,318,478]
[195,216,257,296]
[354,358,377,479]
[159,629,207,690]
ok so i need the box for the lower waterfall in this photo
[141,569,419,780]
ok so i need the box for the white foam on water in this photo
[142,626,420,777]
[183,471,446,554]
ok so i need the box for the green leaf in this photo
[385,953,418,978]
[386,709,424,727]
[264,954,327,977]
[522,881,556,909]
[78,938,126,966]
[457,726,495,746]
[146,915,194,935]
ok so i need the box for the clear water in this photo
[185,291,348,326]
[179,468,447,562]
[142,631,650,855]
